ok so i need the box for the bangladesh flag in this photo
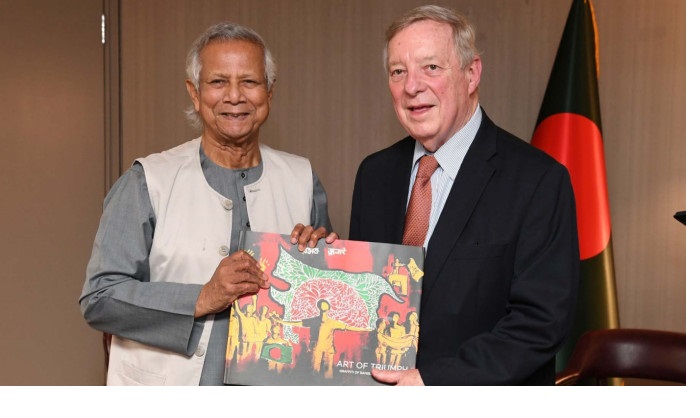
[260,343,293,364]
[531,0,620,372]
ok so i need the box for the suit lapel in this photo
[421,115,499,302]
[386,138,416,244]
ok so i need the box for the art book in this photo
[223,231,424,386]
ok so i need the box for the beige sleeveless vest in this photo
[106,138,312,385]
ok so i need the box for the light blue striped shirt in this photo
[407,105,482,251]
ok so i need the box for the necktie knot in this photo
[416,155,439,178]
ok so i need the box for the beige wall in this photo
[0,0,106,384]
[0,0,685,385]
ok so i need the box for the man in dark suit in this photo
[292,4,579,384]
[347,5,580,385]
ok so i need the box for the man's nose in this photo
[404,70,425,96]
[224,83,244,103]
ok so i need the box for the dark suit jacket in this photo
[349,112,579,385]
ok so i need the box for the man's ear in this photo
[467,56,482,95]
[267,80,275,102]
[186,79,200,112]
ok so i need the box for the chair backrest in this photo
[556,328,686,385]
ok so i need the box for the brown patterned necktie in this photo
[402,155,439,246]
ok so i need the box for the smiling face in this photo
[186,39,272,147]
[387,20,481,152]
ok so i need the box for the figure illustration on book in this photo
[376,312,416,368]
[384,256,423,297]
[405,310,420,358]
[226,305,241,364]
[374,318,388,364]
[388,258,409,296]
[387,312,409,366]
[252,305,272,359]
[261,324,293,373]
[275,299,372,378]
[235,295,259,361]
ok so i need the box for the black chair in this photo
[556,328,686,385]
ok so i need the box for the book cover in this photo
[224,231,424,386]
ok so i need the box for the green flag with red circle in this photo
[531,0,620,371]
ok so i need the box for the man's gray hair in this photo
[383,5,481,73]
[184,22,276,130]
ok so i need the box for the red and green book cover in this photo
[224,231,424,386]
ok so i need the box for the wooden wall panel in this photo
[0,0,105,384]
[120,0,685,339]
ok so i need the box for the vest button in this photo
[223,199,233,210]
[219,245,229,256]
[195,345,206,357]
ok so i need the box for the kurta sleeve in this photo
[79,163,205,356]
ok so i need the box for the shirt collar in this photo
[411,105,482,180]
